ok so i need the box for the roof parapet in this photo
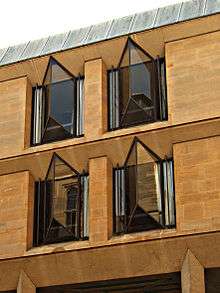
[0,0,219,67]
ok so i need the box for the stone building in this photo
[0,0,220,292]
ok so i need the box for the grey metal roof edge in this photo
[0,0,219,68]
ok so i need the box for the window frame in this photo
[108,37,168,131]
[31,57,84,146]
[33,153,89,246]
[113,137,175,235]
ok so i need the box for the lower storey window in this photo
[113,137,175,234]
[33,153,89,246]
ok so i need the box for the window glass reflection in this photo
[42,57,76,143]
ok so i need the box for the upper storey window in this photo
[108,38,167,130]
[32,57,84,145]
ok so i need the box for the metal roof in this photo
[0,0,219,67]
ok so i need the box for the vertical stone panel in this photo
[0,171,34,259]
[166,31,220,125]
[89,156,113,242]
[0,76,32,158]
[84,58,107,139]
[174,136,220,233]
[181,250,205,293]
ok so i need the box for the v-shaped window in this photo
[42,58,76,143]
[32,57,84,145]
[44,154,80,243]
[108,38,167,130]
[113,137,175,234]
[124,137,163,233]
[33,153,89,245]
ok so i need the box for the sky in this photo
[0,0,189,48]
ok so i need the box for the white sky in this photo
[0,0,188,48]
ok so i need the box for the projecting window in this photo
[32,57,84,145]
[33,153,89,245]
[108,38,167,130]
[113,137,175,234]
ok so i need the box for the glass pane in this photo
[136,141,162,224]
[43,60,52,86]
[136,141,155,165]
[45,218,73,244]
[118,39,157,128]
[122,99,152,127]
[160,59,168,120]
[130,42,155,123]
[125,165,136,222]
[130,63,152,105]
[53,155,79,229]
[42,58,76,143]
[124,138,163,233]
[42,117,72,144]
[125,140,137,167]
[119,40,130,124]
[163,160,175,227]
[119,66,129,120]
[54,155,78,179]
[54,177,79,228]
[49,79,75,132]
[76,77,84,135]
[45,158,55,229]
[129,40,152,66]
[66,185,79,228]
[44,154,81,243]
[81,175,89,238]
[44,58,72,85]
[114,169,126,233]
[137,161,161,223]
[124,140,137,226]
[130,39,152,107]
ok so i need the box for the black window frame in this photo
[33,153,89,246]
[31,57,84,146]
[113,137,176,235]
[108,37,168,131]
